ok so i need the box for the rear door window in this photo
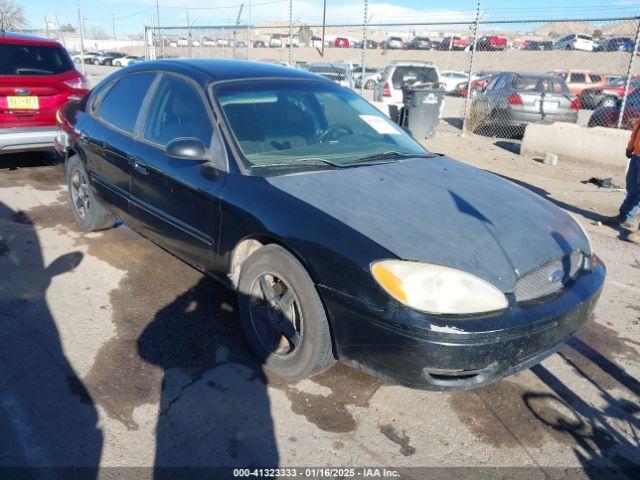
[589,74,602,82]
[570,73,586,83]
[96,72,156,134]
[0,43,74,75]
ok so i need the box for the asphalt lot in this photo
[0,121,639,477]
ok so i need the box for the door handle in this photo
[129,156,149,175]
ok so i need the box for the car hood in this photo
[267,156,589,292]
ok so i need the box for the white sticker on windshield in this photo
[359,115,401,135]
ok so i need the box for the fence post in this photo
[360,0,368,96]
[288,0,293,65]
[461,0,482,137]
[618,17,640,129]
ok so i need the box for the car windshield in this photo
[0,43,74,75]
[216,80,429,170]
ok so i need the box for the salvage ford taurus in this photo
[56,59,605,390]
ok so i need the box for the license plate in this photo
[544,101,559,111]
[7,96,39,110]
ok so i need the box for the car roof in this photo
[126,58,328,83]
[0,31,62,47]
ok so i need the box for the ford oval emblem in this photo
[549,268,564,285]
[16,89,30,96]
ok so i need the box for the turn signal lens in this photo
[382,82,391,97]
[64,74,89,90]
[371,260,508,315]
[507,92,523,105]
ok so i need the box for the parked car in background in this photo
[407,37,432,50]
[452,73,495,98]
[551,70,607,95]
[112,55,143,67]
[438,36,470,51]
[307,62,354,89]
[553,34,594,51]
[374,61,441,107]
[55,58,604,390]
[332,37,350,48]
[384,36,404,50]
[354,39,378,49]
[0,32,88,153]
[473,35,507,51]
[71,51,97,64]
[268,36,283,48]
[471,72,578,133]
[589,88,640,129]
[354,67,382,89]
[579,76,640,109]
[441,70,469,93]
[177,37,189,47]
[285,36,301,47]
[599,37,634,53]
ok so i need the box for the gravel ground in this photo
[0,123,638,478]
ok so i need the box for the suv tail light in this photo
[507,92,523,105]
[570,97,580,110]
[64,74,89,91]
[383,82,391,97]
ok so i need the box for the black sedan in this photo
[56,59,605,390]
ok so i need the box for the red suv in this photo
[332,37,350,48]
[0,32,88,154]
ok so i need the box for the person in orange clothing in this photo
[609,117,640,243]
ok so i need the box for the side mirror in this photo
[166,137,206,160]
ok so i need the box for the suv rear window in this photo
[391,66,438,88]
[0,43,74,75]
[514,76,568,93]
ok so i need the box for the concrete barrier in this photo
[522,122,630,170]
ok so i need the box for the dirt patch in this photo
[11,210,33,225]
[270,364,382,433]
[379,424,416,456]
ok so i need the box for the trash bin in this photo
[401,86,445,139]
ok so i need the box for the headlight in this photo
[370,260,508,315]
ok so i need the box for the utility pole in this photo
[112,13,116,40]
[233,3,243,59]
[360,0,368,95]
[44,15,49,37]
[288,0,293,65]
[77,4,85,75]
[155,0,164,58]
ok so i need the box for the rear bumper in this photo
[499,109,578,127]
[0,127,57,154]
[320,259,605,390]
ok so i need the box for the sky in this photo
[21,0,640,35]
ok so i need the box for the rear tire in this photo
[66,155,116,232]
[238,244,335,381]
[92,59,100,65]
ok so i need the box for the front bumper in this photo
[320,260,605,390]
[0,126,57,154]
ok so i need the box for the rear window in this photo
[570,73,586,83]
[514,76,568,94]
[0,43,74,75]
[391,66,438,88]
[96,72,156,134]
[589,74,602,82]
[578,35,592,41]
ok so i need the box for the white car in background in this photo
[112,55,143,67]
[307,62,354,89]
[440,70,469,92]
[71,52,97,64]
[553,34,594,51]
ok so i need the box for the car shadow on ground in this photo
[0,201,103,478]
[138,275,279,477]
[527,335,640,478]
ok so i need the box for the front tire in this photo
[93,59,100,65]
[66,155,116,232]
[238,244,335,381]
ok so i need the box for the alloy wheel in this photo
[70,168,91,220]
[249,272,303,357]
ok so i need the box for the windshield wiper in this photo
[251,157,344,169]
[16,68,54,75]
[351,151,433,164]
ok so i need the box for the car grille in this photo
[514,250,584,303]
